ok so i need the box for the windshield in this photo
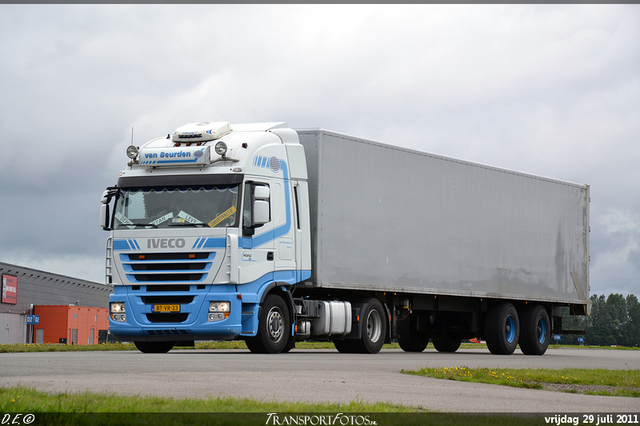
[114,185,240,229]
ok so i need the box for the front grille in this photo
[148,329,191,336]
[134,273,205,282]
[121,252,216,283]
[130,262,208,271]
[147,285,190,292]
[146,313,189,323]
[140,296,194,304]
[128,253,209,261]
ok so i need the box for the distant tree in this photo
[623,294,640,347]
[558,306,586,345]
[607,293,628,345]
[557,293,638,347]
[586,294,609,345]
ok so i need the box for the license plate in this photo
[153,304,180,313]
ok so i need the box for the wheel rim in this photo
[537,317,547,344]
[505,315,516,343]
[267,307,284,343]
[366,309,382,343]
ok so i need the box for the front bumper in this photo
[108,284,259,342]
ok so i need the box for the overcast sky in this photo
[1,4,638,297]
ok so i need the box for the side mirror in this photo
[252,186,270,226]
[100,203,110,230]
[253,200,270,226]
[243,184,270,235]
[100,188,118,231]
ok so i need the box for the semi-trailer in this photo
[101,121,589,355]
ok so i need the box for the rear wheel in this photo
[518,305,550,356]
[484,302,519,355]
[245,295,291,354]
[347,299,387,354]
[134,341,174,353]
[398,335,429,352]
[333,339,359,353]
[432,333,462,353]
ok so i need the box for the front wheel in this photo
[484,302,519,355]
[246,295,291,354]
[134,341,174,353]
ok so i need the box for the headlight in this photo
[111,302,126,313]
[208,301,230,322]
[110,302,127,322]
[209,301,230,313]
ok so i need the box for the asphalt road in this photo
[1,348,639,413]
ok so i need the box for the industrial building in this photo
[0,262,113,344]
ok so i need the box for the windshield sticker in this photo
[115,212,136,229]
[209,206,237,227]
[177,210,203,224]
[150,212,174,226]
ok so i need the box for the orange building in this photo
[33,305,109,345]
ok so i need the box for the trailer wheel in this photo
[246,295,291,354]
[484,302,519,355]
[134,341,174,353]
[518,305,550,356]
[398,335,429,352]
[432,333,462,353]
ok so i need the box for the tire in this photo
[245,295,291,354]
[484,302,520,355]
[134,341,174,353]
[349,299,387,354]
[398,335,429,352]
[518,305,550,356]
[432,333,462,353]
[282,335,296,353]
[333,339,359,353]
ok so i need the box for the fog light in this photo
[111,313,127,322]
[208,313,225,322]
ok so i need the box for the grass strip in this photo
[0,386,546,426]
[403,366,640,397]
[3,341,637,353]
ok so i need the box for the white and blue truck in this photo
[101,121,590,355]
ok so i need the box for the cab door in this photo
[239,181,275,284]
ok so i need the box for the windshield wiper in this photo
[127,222,158,229]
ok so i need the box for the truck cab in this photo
[101,122,312,353]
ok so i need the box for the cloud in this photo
[0,4,639,296]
